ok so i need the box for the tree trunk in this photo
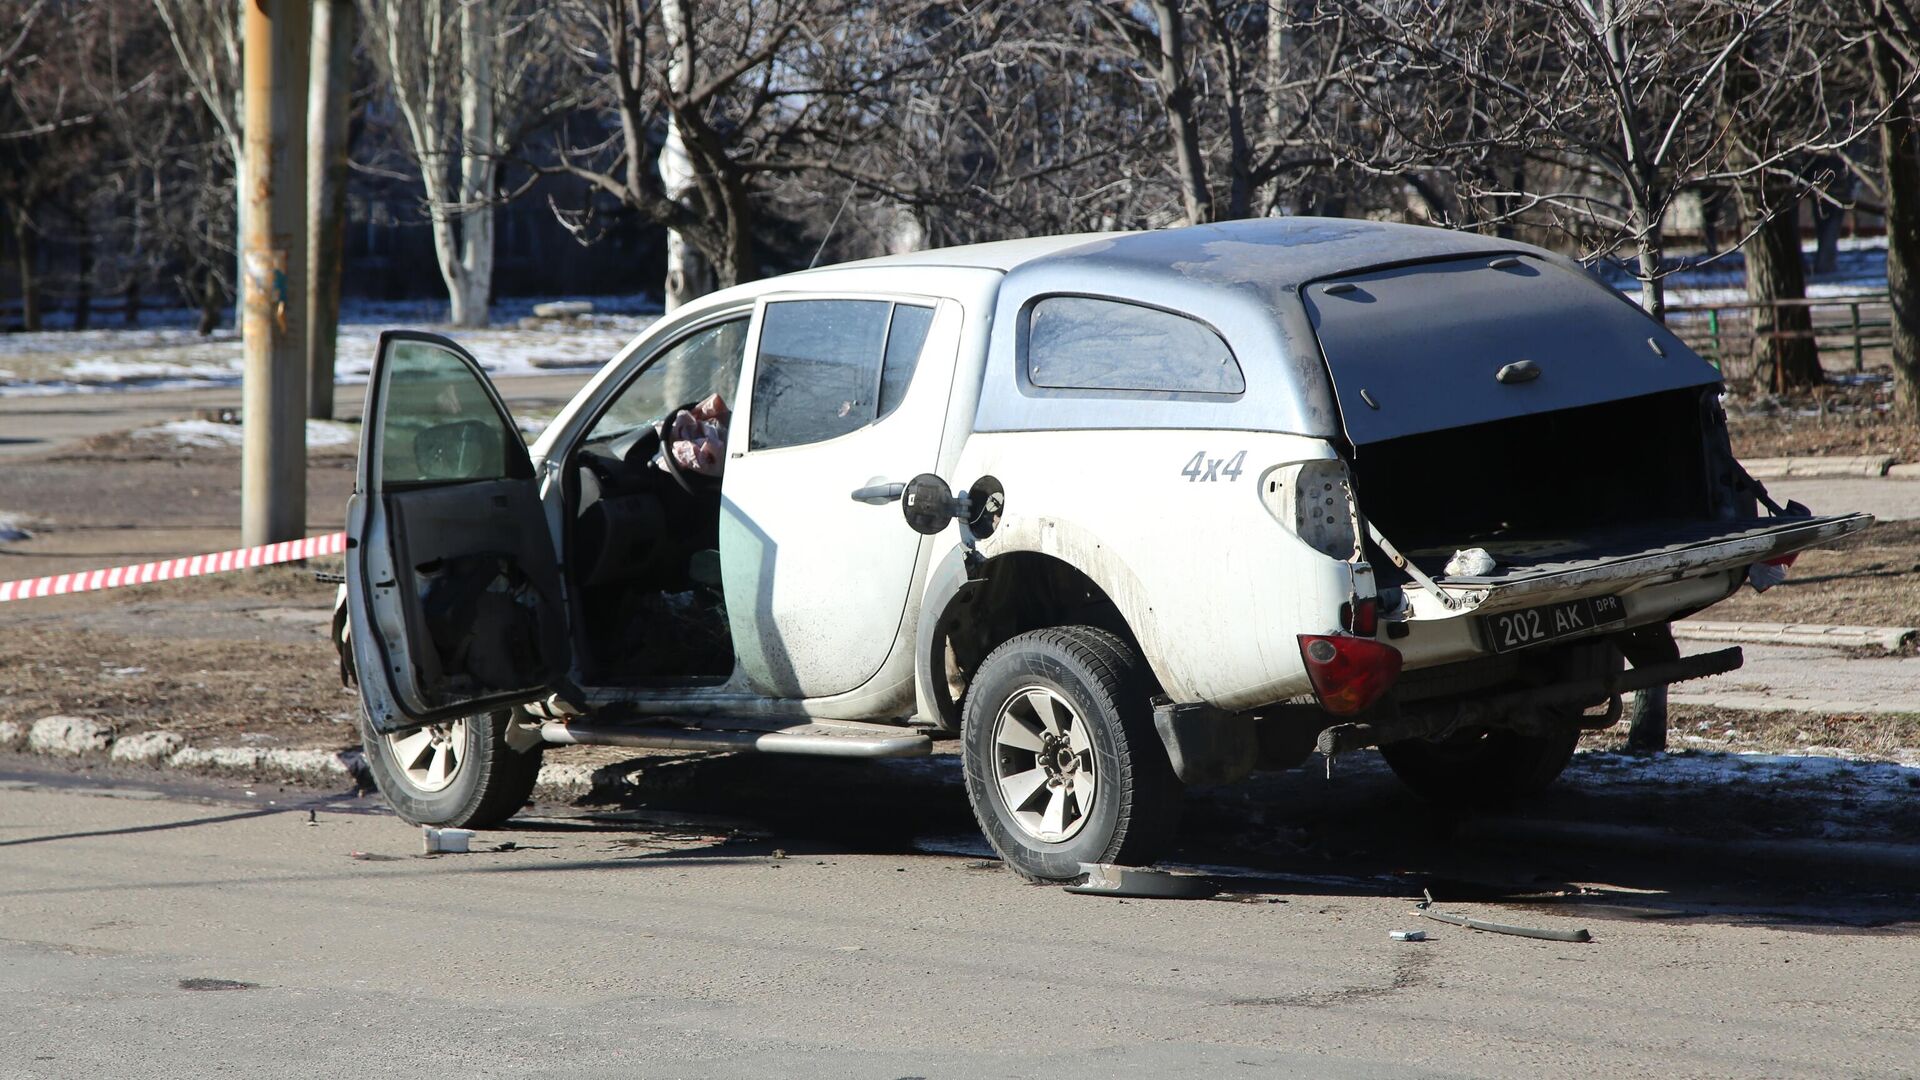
[449,0,495,329]
[1743,195,1822,392]
[1812,194,1845,275]
[73,230,93,332]
[1152,0,1212,225]
[659,0,713,310]
[306,0,354,418]
[196,270,222,335]
[12,208,40,331]
[1873,33,1920,416]
[659,117,712,310]
[1635,231,1666,324]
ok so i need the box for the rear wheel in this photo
[1384,643,1618,809]
[359,706,543,828]
[1379,722,1580,808]
[961,626,1181,882]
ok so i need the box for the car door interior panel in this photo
[383,478,563,709]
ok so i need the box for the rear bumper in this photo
[1316,646,1745,754]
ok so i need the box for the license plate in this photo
[1481,595,1625,654]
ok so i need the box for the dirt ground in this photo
[1703,519,1920,628]
[2,416,1916,765]
[1724,374,1920,462]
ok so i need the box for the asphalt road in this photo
[2,762,1917,1079]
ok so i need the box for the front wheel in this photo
[359,706,544,828]
[961,626,1182,882]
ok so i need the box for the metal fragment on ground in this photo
[1414,900,1592,943]
[1390,929,1428,942]
[1064,864,1218,899]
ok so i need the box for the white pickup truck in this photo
[337,218,1869,881]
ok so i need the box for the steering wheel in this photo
[652,417,698,497]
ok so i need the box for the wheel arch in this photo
[914,540,1164,734]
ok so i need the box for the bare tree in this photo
[1339,0,1876,322]
[547,0,1000,298]
[1083,1,1364,225]
[152,0,243,325]
[365,0,562,327]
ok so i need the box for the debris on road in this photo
[1390,930,1428,942]
[1414,891,1592,943]
[1065,864,1218,900]
[422,826,473,854]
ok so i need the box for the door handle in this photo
[850,482,906,505]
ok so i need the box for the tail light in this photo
[1298,634,1402,716]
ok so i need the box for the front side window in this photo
[380,338,518,485]
[749,299,936,451]
[1027,296,1245,395]
[588,318,749,443]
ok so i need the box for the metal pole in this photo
[241,0,311,547]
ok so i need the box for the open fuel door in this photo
[346,330,568,733]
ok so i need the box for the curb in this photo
[1673,620,1918,652]
[1742,455,1897,479]
[1666,689,1920,716]
[0,716,699,805]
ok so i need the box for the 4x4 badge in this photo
[1181,450,1246,482]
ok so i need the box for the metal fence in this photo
[1665,292,1893,384]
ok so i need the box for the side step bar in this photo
[538,718,932,759]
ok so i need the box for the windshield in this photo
[585,317,749,443]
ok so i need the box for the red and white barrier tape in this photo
[0,531,346,603]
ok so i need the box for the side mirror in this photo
[901,473,971,536]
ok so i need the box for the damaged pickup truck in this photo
[336,218,1869,882]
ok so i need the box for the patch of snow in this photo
[134,418,359,450]
[2,294,661,399]
[1567,747,1920,839]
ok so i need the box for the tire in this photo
[960,626,1182,882]
[1382,643,1619,810]
[1379,723,1580,809]
[359,706,543,828]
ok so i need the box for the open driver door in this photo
[346,331,570,733]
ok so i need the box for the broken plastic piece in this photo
[422,826,473,854]
[1065,864,1217,900]
[1747,561,1788,592]
[1390,930,1428,942]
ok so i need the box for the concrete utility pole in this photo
[307,0,355,421]
[241,0,310,547]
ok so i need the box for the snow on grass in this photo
[0,295,659,398]
[1566,746,1920,840]
[134,418,359,450]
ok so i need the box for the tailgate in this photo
[1398,513,1872,620]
